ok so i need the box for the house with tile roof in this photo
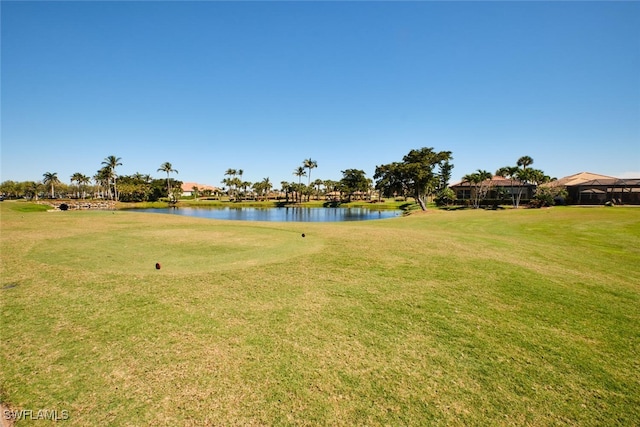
[542,172,640,205]
[545,172,617,188]
[450,176,536,206]
[450,172,640,206]
[181,182,219,198]
[544,173,640,205]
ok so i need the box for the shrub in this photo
[529,186,568,208]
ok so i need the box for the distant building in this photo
[450,176,536,203]
[181,182,219,198]
[545,172,616,188]
[449,172,640,206]
[546,172,640,205]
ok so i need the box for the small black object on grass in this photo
[301,233,305,238]
[155,263,161,270]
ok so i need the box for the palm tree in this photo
[240,181,252,200]
[158,162,179,201]
[495,166,520,207]
[462,169,492,208]
[280,181,290,202]
[94,167,110,199]
[237,170,247,200]
[303,158,318,201]
[70,172,82,198]
[494,156,534,208]
[313,178,324,200]
[462,173,480,208]
[517,155,533,170]
[221,178,232,199]
[224,169,238,200]
[293,166,307,203]
[303,158,318,199]
[101,155,122,201]
[70,172,90,199]
[261,177,272,200]
[42,172,60,199]
[25,181,42,201]
[78,174,91,199]
[324,179,340,201]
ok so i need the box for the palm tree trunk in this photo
[515,187,524,208]
[166,174,172,201]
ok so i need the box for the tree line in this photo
[461,156,564,208]
[0,149,560,209]
[1,156,181,203]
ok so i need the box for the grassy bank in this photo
[1,201,639,425]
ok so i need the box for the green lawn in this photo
[1,202,639,426]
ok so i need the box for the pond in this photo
[136,207,401,222]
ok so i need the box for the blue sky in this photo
[2,1,639,188]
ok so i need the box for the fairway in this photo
[1,202,639,426]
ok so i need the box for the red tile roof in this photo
[181,182,218,192]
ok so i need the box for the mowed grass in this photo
[1,202,639,426]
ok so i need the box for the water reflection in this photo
[137,207,400,222]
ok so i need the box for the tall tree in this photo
[303,158,318,199]
[496,157,545,208]
[42,172,60,198]
[293,166,307,203]
[312,178,324,201]
[261,177,272,200]
[252,177,272,201]
[517,155,534,170]
[322,179,340,201]
[402,148,453,210]
[101,155,122,201]
[25,181,42,201]
[340,169,369,202]
[462,169,493,208]
[157,162,179,201]
[81,174,91,199]
[434,160,455,206]
[94,167,111,199]
[0,181,19,199]
[239,180,252,200]
[437,160,454,192]
[495,166,520,207]
[70,172,90,199]
[70,172,83,198]
[224,169,238,201]
[374,162,409,201]
[375,148,452,210]
[280,181,290,202]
